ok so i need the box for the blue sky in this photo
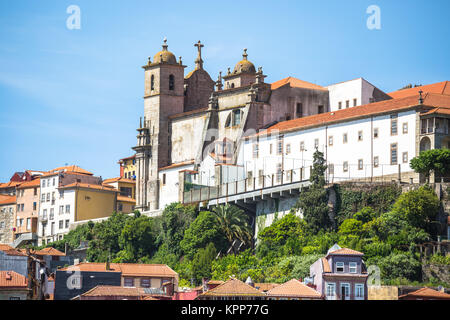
[0,0,449,182]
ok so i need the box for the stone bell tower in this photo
[134,38,186,212]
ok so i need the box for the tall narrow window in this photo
[358,131,363,141]
[328,136,333,146]
[353,98,357,107]
[391,143,398,165]
[338,102,342,110]
[253,143,259,158]
[358,159,363,170]
[314,139,319,149]
[346,100,350,108]
[300,141,305,151]
[162,174,166,185]
[373,128,379,138]
[277,138,283,155]
[150,75,155,91]
[343,161,348,172]
[343,133,348,144]
[169,74,175,91]
[402,152,408,163]
[402,122,408,134]
[374,156,379,168]
[391,114,398,135]
[296,103,303,118]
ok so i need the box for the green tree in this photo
[294,149,332,233]
[211,204,253,252]
[115,215,158,262]
[180,211,227,259]
[191,242,217,284]
[410,148,450,182]
[338,219,363,236]
[376,252,422,283]
[391,185,440,233]
[157,203,198,257]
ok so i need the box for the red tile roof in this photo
[266,279,322,299]
[199,278,266,297]
[16,178,40,189]
[327,248,364,256]
[0,271,28,288]
[159,160,195,171]
[33,247,65,257]
[60,182,118,192]
[103,177,136,185]
[0,195,16,205]
[399,287,450,299]
[59,263,178,277]
[0,181,22,189]
[255,92,450,138]
[118,155,136,162]
[117,196,136,203]
[43,165,93,177]
[0,245,27,257]
[80,285,146,298]
[255,283,279,292]
[271,77,327,91]
[388,81,450,99]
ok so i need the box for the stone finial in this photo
[419,90,424,104]
[148,57,151,65]
[162,37,168,51]
[242,48,248,60]
[194,40,204,70]
[216,71,223,91]
[179,56,183,65]
[227,67,231,75]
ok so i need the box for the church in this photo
[132,39,450,232]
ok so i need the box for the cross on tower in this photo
[194,40,204,70]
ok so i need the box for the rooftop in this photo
[388,81,450,99]
[266,279,322,298]
[199,278,266,297]
[0,271,28,288]
[33,247,66,257]
[399,287,450,299]
[0,195,16,205]
[271,76,327,91]
[59,263,178,277]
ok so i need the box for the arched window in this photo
[231,83,235,89]
[169,75,175,91]
[150,75,155,91]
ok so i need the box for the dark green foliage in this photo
[180,211,228,259]
[191,243,217,285]
[294,149,332,233]
[410,148,450,181]
[375,252,422,283]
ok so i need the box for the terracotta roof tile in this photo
[42,165,93,177]
[17,178,40,189]
[327,248,364,256]
[103,177,136,185]
[0,181,22,189]
[271,77,327,91]
[80,285,145,297]
[0,271,28,288]
[388,81,450,99]
[60,182,118,192]
[399,287,450,299]
[255,283,279,292]
[266,279,322,298]
[33,247,65,257]
[199,278,265,297]
[0,245,27,257]
[256,93,450,138]
[159,160,195,171]
[0,195,16,205]
[117,196,136,203]
[59,263,178,277]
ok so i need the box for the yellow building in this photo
[118,155,136,180]
[103,177,136,199]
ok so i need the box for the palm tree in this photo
[211,204,253,253]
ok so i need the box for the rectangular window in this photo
[358,131,363,141]
[340,283,350,299]
[41,194,45,202]
[52,178,55,186]
[318,105,324,114]
[65,220,69,229]
[50,208,54,220]
[141,278,151,288]
[343,161,348,172]
[124,277,134,287]
[402,152,408,163]
[286,143,291,155]
[373,128,379,138]
[59,220,63,229]
[314,139,319,149]
[338,101,342,110]
[355,284,364,299]
[59,206,64,215]
[353,98,357,107]
[269,144,273,155]
[343,133,348,144]
[65,205,70,214]
[43,209,47,219]
[34,188,37,196]
[336,262,344,272]
[346,100,350,108]
[403,122,408,134]
[258,170,264,186]
[328,136,333,146]
[374,156,379,168]
[247,171,253,188]
[162,174,166,186]
[33,202,37,211]
[300,141,305,151]
[276,163,282,183]
[358,159,363,170]
[42,180,46,188]
[26,218,31,230]
[296,103,303,118]
[349,262,357,273]
[391,114,398,135]
[326,283,336,299]
[277,139,283,155]
[253,143,259,158]
[59,190,64,199]
[46,193,50,202]
[391,143,398,165]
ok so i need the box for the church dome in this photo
[233,48,256,74]
[153,38,177,64]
